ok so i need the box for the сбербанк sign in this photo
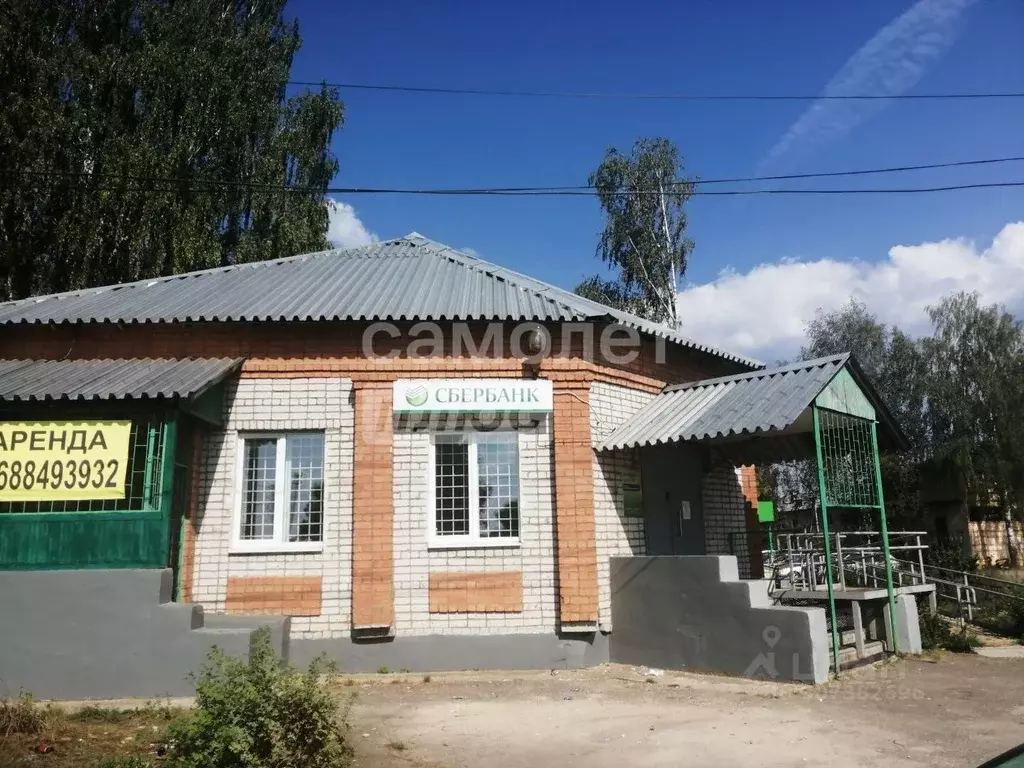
[392,379,553,413]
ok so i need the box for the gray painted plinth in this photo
[609,556,829,684]
[0,569,286,700]
[894,593,922,654]
[291,632,609,672]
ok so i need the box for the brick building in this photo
[0,234,900,693]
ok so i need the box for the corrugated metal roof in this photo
[0,234,758,368]
[599,354,851,451]
[0,358,243,402]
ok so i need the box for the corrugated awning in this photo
[599,354,907,459]
[0,358,243,402]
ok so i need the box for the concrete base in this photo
[893,593,922,654]
[609,556,830,684]
[0,569,287,699]
[291,632,609,672]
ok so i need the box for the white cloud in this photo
[760,0,977,172]
[326,200,378,248]
[678,222,1024,360]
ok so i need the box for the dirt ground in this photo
[345,654,1024,768]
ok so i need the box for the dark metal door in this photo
[641,443,705,555]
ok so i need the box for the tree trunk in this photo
[1005,504,1021,568]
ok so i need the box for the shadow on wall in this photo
[702,461,763,579]
[609,555,829,684]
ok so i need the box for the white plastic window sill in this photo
[427,537,521,551]
[229,541,324,555]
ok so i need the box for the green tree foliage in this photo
[572,274,645,315]
[577,138,694,326]
[923,293,1024,565]
[0,0,343,300]
[767,295,1024,559]
[800,300,929,525]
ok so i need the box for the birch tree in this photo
[579,138,694,327]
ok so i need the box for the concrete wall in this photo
[609,556,829,684]
[0,569,282,699]
[969,520,1024,566]
[291,632,608,672]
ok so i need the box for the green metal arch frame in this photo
[812,404,898,675]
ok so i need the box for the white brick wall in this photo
[191,378,354,639]
[702,464,752,578]
[589,382,655,444]
[590,382,656,630]
[392,418,558,635]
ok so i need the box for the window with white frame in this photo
[430,432,520,546]
[234,433,325,552]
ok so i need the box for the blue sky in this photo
[289,0,1024,358]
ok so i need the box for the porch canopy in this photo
[598,353,907,464]
[0,357,243,423]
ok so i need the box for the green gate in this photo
[0,415,178,570]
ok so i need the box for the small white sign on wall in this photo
[393,379,554,414]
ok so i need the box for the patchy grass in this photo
[0,697,181,768]
[1,693,61,738]
[387,739,407,752]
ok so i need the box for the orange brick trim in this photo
[225,576,323,616]
[351,382,395,629]
[428,572,523,613]
[179,428,203,603]
[240,356,665,393]
[552,383,599,624]
[739,465,765,579]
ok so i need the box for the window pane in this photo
[241,438,277,540]
[435,438,470,536]
[477,434,519,538]
[287,434,325,542]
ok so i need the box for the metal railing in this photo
[902,560,1023,624]
[766,530,929,592]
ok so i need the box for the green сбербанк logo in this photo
[405,385,428,407]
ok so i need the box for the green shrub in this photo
[918,601,979,653]
[94,757,152,768]
[943,631,980,653]
[927,540,978,574]
[166,627,351,768]
[973,584,1024,638]
[72,706,136,723]
[1005,586,1024,636]
[919,602,952,651]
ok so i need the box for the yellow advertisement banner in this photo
[0,421,132,502]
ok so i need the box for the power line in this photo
[288,80,1024,102]
[9,155,1024,194]
[5,173,1023,197]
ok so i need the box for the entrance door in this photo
[640,443,705,555]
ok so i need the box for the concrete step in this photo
[829,640,887,666]
[158,601,204,629]
[201,614,291,659]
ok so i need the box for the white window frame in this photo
[427,431,521,550]
[231,432,325,554]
